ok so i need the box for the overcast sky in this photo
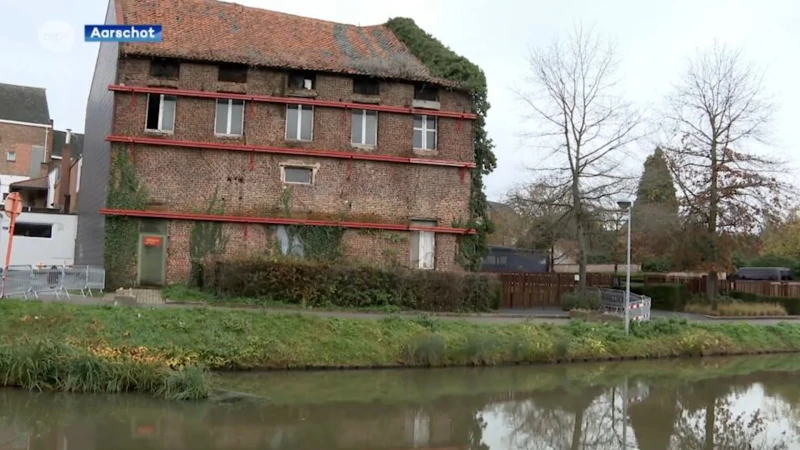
[1,0,797,201]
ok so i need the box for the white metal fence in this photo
[0,265,105,299]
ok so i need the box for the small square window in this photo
[6,151,15,162]
[353,77,379,96]
[218,63,248,83]
[282,166,314,185]
[150,58,180,79]
[414,83,439,102]
[288,72,316,90]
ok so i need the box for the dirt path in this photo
[21,294,800,326]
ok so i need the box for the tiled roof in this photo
[117,0,450,85]
[10,176,48,190]
[51,131,84,159]
[0,83,50,125]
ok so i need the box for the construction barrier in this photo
[597,288,652,321]
[0,265,105,299]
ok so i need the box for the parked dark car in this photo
[731,267,793,281]
[480,246,549,273]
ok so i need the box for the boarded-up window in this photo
[150,58,180,79]
[218,64,248,83]
[353,77,379,96]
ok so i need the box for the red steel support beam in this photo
[106,135,476,169]
[99,208,476,235]
[108,85,477,120]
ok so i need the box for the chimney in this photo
[57,129,72,212]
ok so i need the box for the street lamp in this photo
[617,200,632,335]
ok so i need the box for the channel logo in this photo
[84,25,162,43]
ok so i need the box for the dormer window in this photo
[150,58,180,80]
[414,83,439,102]
[288,72,316,90]
[353,77,379,96]
[218,63,248,83]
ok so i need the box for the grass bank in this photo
[4,300,800,399]
[0,340,209,401]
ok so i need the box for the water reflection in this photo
[1,355,800,449]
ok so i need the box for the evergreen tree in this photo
[632,148,679,269]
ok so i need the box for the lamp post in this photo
[617,200,632,335]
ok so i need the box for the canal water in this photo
[1,355,799,449]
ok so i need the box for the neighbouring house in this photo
[0,207,78,267]
[9,129,83,212]
[0,82,53,197]
[77,0,479,287]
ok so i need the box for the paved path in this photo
[18,293,800,326]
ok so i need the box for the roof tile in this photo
[118,0,448,84]
[0,83,50,125]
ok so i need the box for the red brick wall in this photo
[0,122,50,177]
[113,57,473,280]
[164,220,457,284]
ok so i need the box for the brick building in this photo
[0,82,53,197]
[78,0,479,287]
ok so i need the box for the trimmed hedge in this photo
[204,259,501,312]
[561,291,601,311]
[631,283,688,311]
[728,291,800,315]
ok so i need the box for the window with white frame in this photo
[286,105,313,141]
[410,220,436,269]
[281,166,314,185]
[6,151,15,162]
[351,109,377,146]
[413,115,436,150]
[145,94,176,132]
[215,99,244,136]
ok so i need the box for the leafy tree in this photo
[664,44,786,303]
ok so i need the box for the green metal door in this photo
[138,233,167,287]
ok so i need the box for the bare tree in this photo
[664,44,787,302]
[517,26,642,294]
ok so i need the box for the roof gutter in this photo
[0,119,52,129]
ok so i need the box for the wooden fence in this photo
[643,274,800,298]
[498,273,613,309]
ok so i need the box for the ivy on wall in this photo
[189,187,229,287]
[105,150,149,289]
[277,187,346,262]
[385,18,497,271]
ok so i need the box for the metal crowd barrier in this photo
[0,265,105,299]
[597,288,651,321]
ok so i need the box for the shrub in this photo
[685,302,788,317]
[205,259,500,312]
[630,283,688,311]
[642,258,673,273]
[728,291,800,315]
[402,333,446,365]
[561,290,601,311]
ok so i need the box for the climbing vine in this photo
[385,18,497,270]
[189,187,229,287]
[277,187,345,262]
[105,150,150,288]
